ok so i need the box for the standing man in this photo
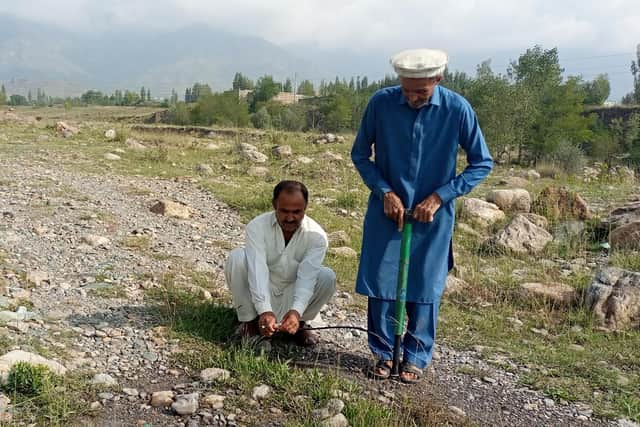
[225,180,336,347]
[351,49,493,383]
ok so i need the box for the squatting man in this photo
[225,180,336,346]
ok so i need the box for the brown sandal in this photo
[399,361,423,384]
[368,360,392,380]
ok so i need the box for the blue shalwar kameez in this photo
[351,85,493,368]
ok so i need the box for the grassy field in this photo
[2,105,639,423]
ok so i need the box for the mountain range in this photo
[0,14,634,101]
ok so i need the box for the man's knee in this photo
[225,247,248,290]
[225,247,246,274]
[317,267,337,296]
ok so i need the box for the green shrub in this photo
[6,362,59,396]
[546,140,587,176]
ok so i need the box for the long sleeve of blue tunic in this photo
[351,85,493,302]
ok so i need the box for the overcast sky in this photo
[2,0,639,96]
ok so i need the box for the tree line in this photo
[165,46,640,168]
[1,44,639,168]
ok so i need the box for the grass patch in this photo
[119,235,151,251]
[2,362,88,425]
[150,282,458,426]
[610,250,640,271]
[439,298,640,421]
[88,284,128,299]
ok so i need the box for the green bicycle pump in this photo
[391,209,413,377]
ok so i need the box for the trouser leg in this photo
[300,267,336,321]
[402,301,440,369]
[224,247,258,322]
[367,297,396,361]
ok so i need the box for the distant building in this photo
[237,89,310,105]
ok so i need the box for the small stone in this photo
[247,166,269,177]
[269,407,283,415]
[81,234,110,247]
[26,270,49,286]
[530,328,549,336]
[203,394,225,410]
[199,367,231,382]
[90,401,102,410]
[172,393,200,415]
[326,399,344,416]
[617,375,631,386]
[327,231,350,246]
[0,393,10,411]
[150,390,174,407]
[91,373,118,387]
[320,413,349,427]
[482,376,497,385]
[98,392,114,400]
[544,398,555,407]
[448,405,466,417]
[122,388,139,397]
[272,145,292,158]
[195,164,213,175]
[312,407,331,421]
[251,384,271,401]
[105,129,117,140]
[104,153,121,161]
[143,352,158,362]
[568,344,585,352]
[328,247,358,258]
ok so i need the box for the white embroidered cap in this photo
[391,49,448,78]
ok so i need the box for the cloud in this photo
[1,0,638,55]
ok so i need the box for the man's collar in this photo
[397,84,442,107]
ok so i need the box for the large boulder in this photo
[459,198,505,227]
[486,189,531,213]
[601,200,640,232]
[531,186,591,221]
[585,268,640,330]
[241,149,268,163]
[610,221,640,250]
[598,198,640,246]
[489,214,553,254]
[520,213,548,230]
[271,145,292,159]
[238,143,268,163]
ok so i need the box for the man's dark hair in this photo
[273,180,308,205]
